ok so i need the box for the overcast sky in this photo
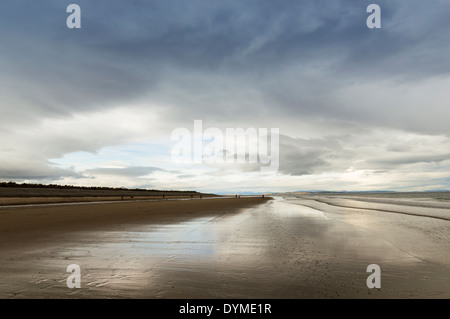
[1,0,450,193]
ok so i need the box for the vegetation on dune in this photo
[0,181,200,194]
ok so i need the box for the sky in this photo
[1,0,450,194]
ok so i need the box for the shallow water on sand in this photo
[0,197,449,298]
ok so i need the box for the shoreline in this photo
[0,196,448,298]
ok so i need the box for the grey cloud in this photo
[200,134,344,175]
[0,161,79,180]
[372,170,391,174]
[83,166,163,177]
[177,174,196,179]
[367,154,450,167]
[278,133,450,176]
[278,135,338,176]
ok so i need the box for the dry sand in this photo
[0,196,448,298]
[0,195,213,206]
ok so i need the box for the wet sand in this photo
[0,196,448,298]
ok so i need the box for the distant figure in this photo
[121,195,124,200]
[262,195,264,198]
[163,194,165,200]
[236,195,238,199]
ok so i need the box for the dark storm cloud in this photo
[1,0,449,126]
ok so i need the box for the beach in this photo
[0,195,448,298]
